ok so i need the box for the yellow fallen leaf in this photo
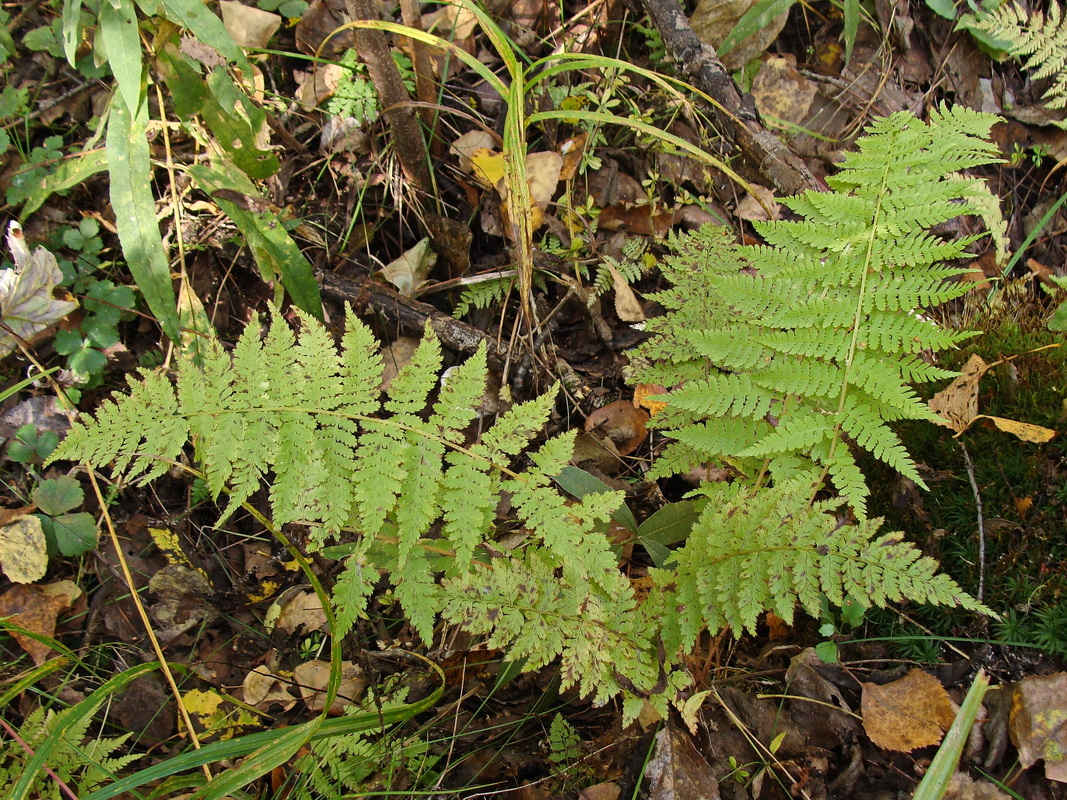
[468,148,506,189]
[0,515,48,583]
[974,415,1056,443]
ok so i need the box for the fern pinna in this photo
[634,105,1004,518]
[50,108,993,716]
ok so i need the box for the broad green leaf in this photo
[636,499,701,548]
[925,0,957,20]
[43,513,98,556]
[147,0,248,71]
[19,148,108,219]
[1048,300,1067,331]
[32,475,83,516]
[553,465,638,531]
[98,0,143,115]
[718,0,796,58]
[107,98,180,341]
[188,165,322,319]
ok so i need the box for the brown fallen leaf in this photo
[0,582,73,664]
[1010,672,1067,783]
[606,262,645,322]
[584,400,650,456]
[861,668,955,752]
[294,659,367,715]
[930,353,988,433]
[644,722,721,800]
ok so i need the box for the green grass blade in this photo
[107,99,180,342]
[81,660,445,800]
[842,0,859,64]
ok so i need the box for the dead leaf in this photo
[973,415,1056,444]
[450,131,497,174]
[242,665,299,711]
[691,0,789,71]
[294,659,367,715]
[220,1,280,49]
[606,263,645,322]
[269,588,327,635]
[644,722,721,800]
[380,336,421,394]
[861,668,955,752]
[0,583,72,664]
[1,222,78,359]
[1010,672,1067,783]
[735,185,781,222]
[469,148,506,189]
[634,384,668,417]
[584,400,650,456]
[0,514,48,583]
[929,354,989,432]
[148,564,219,645]
[750,55,818,129]
[380,238,437,296]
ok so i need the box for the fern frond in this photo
[651,481,988,652]
[975,2,1067,115]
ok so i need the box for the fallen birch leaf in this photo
[0,582,73,663]
[861,668,955,752]
[0,514,48,583]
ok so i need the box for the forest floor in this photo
[2,0,1067,797]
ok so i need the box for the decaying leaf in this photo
[220,0,281,48]
[242,665,300,711]
[644,722,721,800]
[294,659,367,715]
[584,400,650,456]
[380,238,437,296]
[634,384,668,417]
[0,581,75,664]
[1,223,78,359]
[607,262,646,322]
[0,513,48,584]
[861,668,955,752]
[930,353,988,432]
[1010,672,1067,783]
[929,353,1056,441]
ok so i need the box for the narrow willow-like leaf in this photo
[107,98,180,341]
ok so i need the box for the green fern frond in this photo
[649,480,988,652]
[975,2,1067,114]
[635,108,1003,517]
